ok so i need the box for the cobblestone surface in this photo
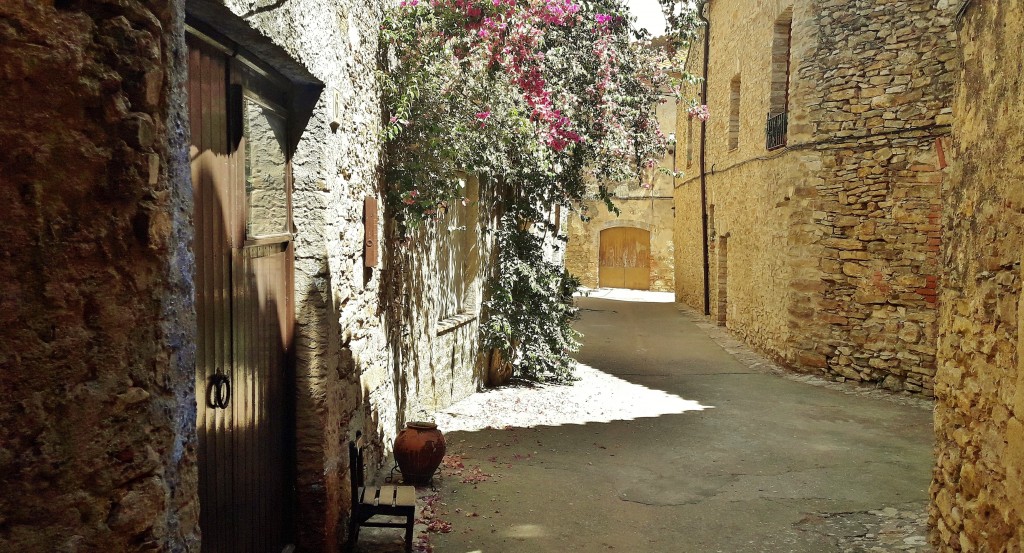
[797,503,932,553]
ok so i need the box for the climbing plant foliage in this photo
[379,0,699,382]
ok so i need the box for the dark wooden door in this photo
[598,227,651,290]
[188,32,295,553]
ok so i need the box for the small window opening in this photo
[728,75,741,151]
[767,8,792,150]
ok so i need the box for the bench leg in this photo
[405,514,415,553]
[347,518,360,553]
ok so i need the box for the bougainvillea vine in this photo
[379,0,698,381]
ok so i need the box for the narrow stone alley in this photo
[365,290,935,552]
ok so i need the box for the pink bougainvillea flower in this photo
[410,189,420,197]
[475,110,492,127]
[687,104,711,122]
[595,13,611,24]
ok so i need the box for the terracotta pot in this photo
[394,421,446,485]
[486,348,513,387]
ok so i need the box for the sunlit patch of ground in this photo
[434,362,710,433]
[576,287,675,303]
[358,358,709,552]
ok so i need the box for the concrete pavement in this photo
[413,291,936,552]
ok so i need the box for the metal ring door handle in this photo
[207,373,231,409]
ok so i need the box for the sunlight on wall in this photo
[434,362,711,432]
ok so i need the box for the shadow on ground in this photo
[355,291,935,553]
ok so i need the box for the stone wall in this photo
[204,1,490,549]
[673,26,707,309]
[0,0,199,550]
[566,99,676,292]
[392,174,490,420]
[0,0,489,551]
[931,0,1024,549]
[788,0,954,393]
[565,198,675,292]
[674,0,954,393]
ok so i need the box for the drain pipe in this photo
[698,0,711,315]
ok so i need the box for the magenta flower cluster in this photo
[687,103,711,122]
[382,0,674,208]
[407,0,602,151]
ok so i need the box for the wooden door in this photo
[188,32,295,553]
[598,227,651,290]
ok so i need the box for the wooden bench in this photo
[347,433,416,552]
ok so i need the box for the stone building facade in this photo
[566,99,676,292]
[674,0,956,394]
[931,0,1024,549]
[0,0,488,551]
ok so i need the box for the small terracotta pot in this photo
[486,348,513,387]
[394,421,446,485]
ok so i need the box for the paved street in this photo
[367,290,935,553]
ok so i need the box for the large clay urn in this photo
[394,421,446,485]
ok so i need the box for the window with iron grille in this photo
[766,112,788,150]
[767,8,792,150]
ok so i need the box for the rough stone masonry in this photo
[0,0,199,550]
[674,0,956,395]
[930,0,1024,550]
[0,0,490,551]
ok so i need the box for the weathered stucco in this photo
[931,1,1024,549]
[674,0,954,393]
[674,83,705,308]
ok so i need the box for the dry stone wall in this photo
[787,0,955,393]
[931,1,1024,549]
[0,0,199,550]
[674,0,954,394]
